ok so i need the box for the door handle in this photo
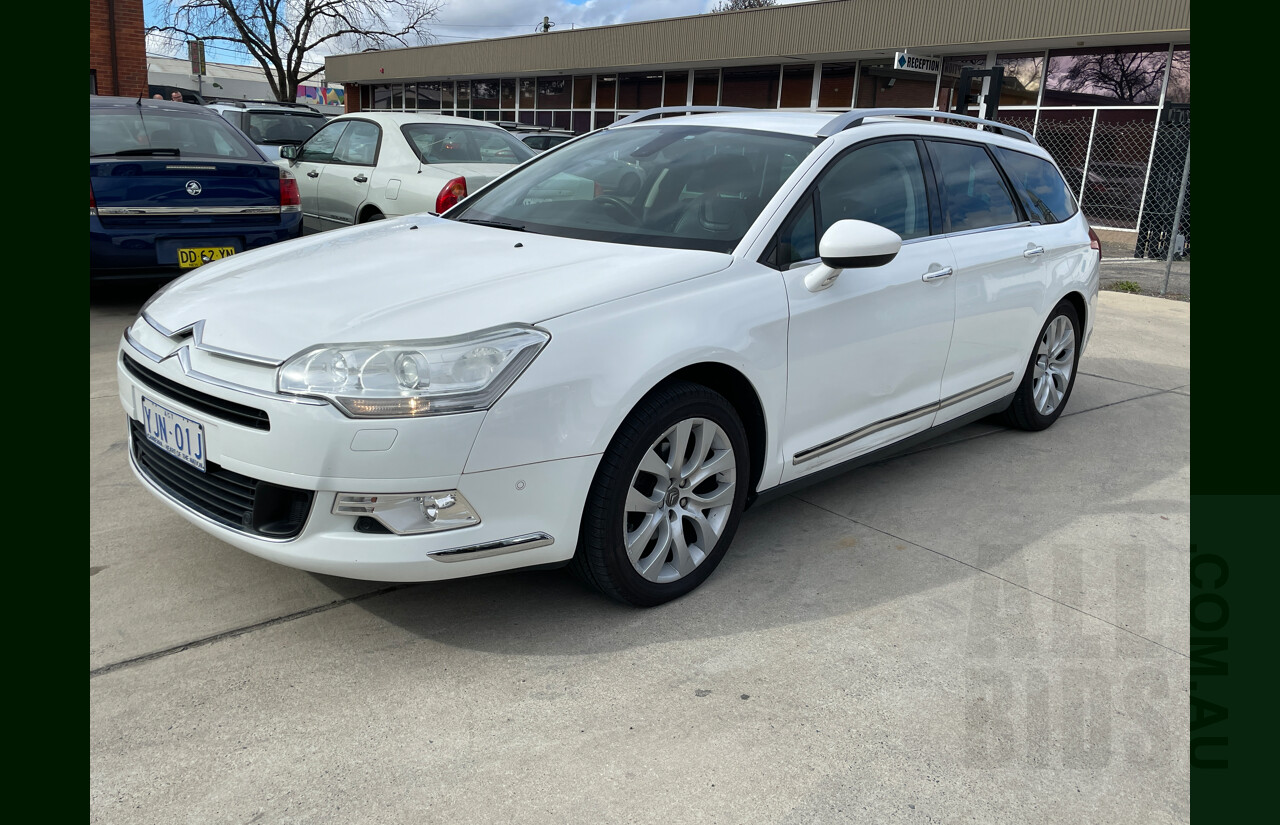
[306,170,319,178]
[921,266,953,282]
[1023,246,1045,258]
[353,174,369,183]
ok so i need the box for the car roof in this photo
[206,101,324,114]
[91,95,218,116]
[331,111,508,129]
[612,110,1047,156]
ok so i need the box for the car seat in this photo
[672,154,757,241]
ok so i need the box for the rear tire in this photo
[571,381,749,606]
[1002,299,1081,431]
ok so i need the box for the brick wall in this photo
[89,0,148,97]
[344,84,361,113]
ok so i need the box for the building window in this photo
[780,65,814,108]
[596,75,617,109]
[818,63,856,108]
[372,85,391,109]
[573,75,593,108]
[692,70,719,105]
[1166,45,1190,104]
[538,76,572,109]
[995,52,1045,106]
[618,72,663,110]
[857,60,936,108]
[721,65,779,108]
[664,71,689,107]
[1044,46,1169,106]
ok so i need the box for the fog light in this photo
[333,490,479,535]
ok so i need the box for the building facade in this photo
[90,0,148,97]
[325,0,1190,235]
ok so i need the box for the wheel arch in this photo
[647,361,769,508]
[357,203,384,223]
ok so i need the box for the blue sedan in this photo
[90,96,303,281]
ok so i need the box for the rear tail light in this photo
[1088,227,1101,252]
[90,182,97,216]
[435,176,467,214]
[279,168,301,212]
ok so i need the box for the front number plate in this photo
[140,396,207,472]
[177,246,235,269]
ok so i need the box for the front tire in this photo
[1002,299,1081,431]
[571,381,749,606]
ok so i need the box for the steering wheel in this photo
[594,196,639,224]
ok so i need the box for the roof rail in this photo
[817,109,1035,143]
[204,98,322,112]
[609,106,752,127]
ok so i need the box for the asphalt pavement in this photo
[90,283,1190,824]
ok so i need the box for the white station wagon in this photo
[118,106,1099,606]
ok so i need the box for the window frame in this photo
[922,137,1030,236]
[329,119,383,167]
[762,136,943,271]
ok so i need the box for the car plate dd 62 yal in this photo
[140,396,207,472]
[177,246,235,269]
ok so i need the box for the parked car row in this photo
[111,103,1100,606]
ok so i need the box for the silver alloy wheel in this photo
[1032,315,1076,415]
[624,417,737,584]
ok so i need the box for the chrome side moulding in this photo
[97,206,283,216]
[793,373,1014,465]
[428,533,555,562]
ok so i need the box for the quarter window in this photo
[928,141,1021,232]
[991,147,1078,225]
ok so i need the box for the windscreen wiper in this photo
[91,148,181,157]
[455,218,526,232]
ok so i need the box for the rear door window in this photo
[332,120,381,165]
[927,141,1022,233]
[990,146,1078,225]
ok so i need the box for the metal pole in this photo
[1161,141,1190,296]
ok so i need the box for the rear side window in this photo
[928,141,1021,233]
[401,124,535,165]
[991,147,1078,225]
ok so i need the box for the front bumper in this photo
[117,337,595,581]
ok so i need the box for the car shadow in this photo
[339,384,1186,657]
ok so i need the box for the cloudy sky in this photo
[145,1,811,70]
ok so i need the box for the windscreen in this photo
[448,124,818,253]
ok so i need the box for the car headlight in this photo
[278,325,549,417]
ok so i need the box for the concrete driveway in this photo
[90,288,1190,824]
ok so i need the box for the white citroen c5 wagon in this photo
[118,106,1100,606]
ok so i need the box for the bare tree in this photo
[151,0,443,102]
[1049,50,1170,104]
[709,0,777,12]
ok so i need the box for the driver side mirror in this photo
[803,220,903,292]
[279,145,298,161]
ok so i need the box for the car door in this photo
[291,120,349,232]
[314,119,380,228]
[778,138,957,483]
[926,139,1050,423]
